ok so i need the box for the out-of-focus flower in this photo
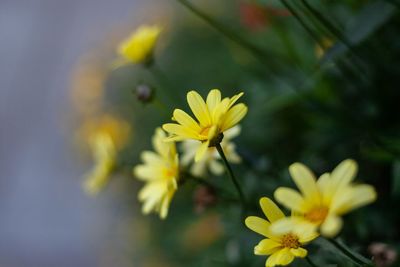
[245,197,318,267]
[315,38,334,59]
[83,133,116,195]
[193,185,217,214]
[182,213,223,252]
[274,159,377,237]
[81,115,131,196]
[368,243,398,267]
[163,89,247,162]
[133,128,179,219]
[117,25,162,65]
[239,2,290,31]
[181,125,241,177]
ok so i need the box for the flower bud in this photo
[135,84,154,103]
[368,242,397,267]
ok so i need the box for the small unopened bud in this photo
[368,242,397,267]
[136,84,154,103]
[193,185,217,214]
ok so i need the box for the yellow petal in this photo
[290,248,307,258]
[153,128,169,156]
[141,151,164,165]
[320,215,343,237]
[228,92,244,109]
[331,159,358,189]
[162,123,199,139]
[173,109,201,131]
[266,248,294,267]
[206,89,221,111]
[220,103,248,132]
[254,239,281,255]
[260,197,285,223]
[187,90,211,126]
[289,163,320,204]
[195,141,209,162]
[245,216,273,238]
[274,187,308,213]
[331,184,377,215]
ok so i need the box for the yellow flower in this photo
[83,133,116,195]
[133,128,179,219]
[162,89,248,162]
[118,25,162,65]
[274,159,377,237]
[181,125,241,176]
[245,197,318,267]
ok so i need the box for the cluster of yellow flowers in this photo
[245,159,377,266]
[81,24,378,267]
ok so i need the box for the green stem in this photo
[215,143,246,209]
[327,238,374,267]
[175,0,270,63]
[305,256,318,267]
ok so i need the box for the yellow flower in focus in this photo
[133,128,179,219]
[245,197,318,267]
[83,133,116,195]
[274,159,377,237]
[162,89,248,162]
[181,125,242,177]
[118,25,162,65]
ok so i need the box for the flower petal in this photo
[320,215,343,237]
[274,187,308,213]
[289,163,320,204]
[220,103,248,132]
[290,248,307,258]
[331,159,358,189]
[266,248,294,267]
[206,89,221,111]
[260,197,285,223]
[254,239,281,255]
[187,90,211,126]
[195,141,209,162]
[245,216,273,238]
[331,184,377,215]
[162,123,199,139]
[173,109,201,131]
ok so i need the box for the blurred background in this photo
[1,0,400,266]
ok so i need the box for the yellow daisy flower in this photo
[162,89,248,162]
[245,197,318,267]
[274,159,377,237]
[133,128,179,219]
[83,132,116,195]
[181,125,241,177]
[118,25,162,65]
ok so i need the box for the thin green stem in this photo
[327,238,374,266]
[215,143,246,209]
[306,256,318,267]
[175,0,270,63]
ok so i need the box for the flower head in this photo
[181,125,242,177]
[274,159,377,237]
[133,128,179,219]
[162,89,247,162]
[118,25,162,65]
[245,197,318,267]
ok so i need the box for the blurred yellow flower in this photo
[245,197,318,267]
[163,89,247,162]
[83,133,116,195]
[181,125,241,177]
[118,25,162,65]
[133,128,179,219]
[274,159,377,237]
[81,115,131,196]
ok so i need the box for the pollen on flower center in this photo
[305,206,329,224]
[281,234,300,249]
[199,126,213,137]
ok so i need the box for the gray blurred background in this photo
[0,0,146,266]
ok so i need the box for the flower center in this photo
[305,206,329,224]
[162,166,177,179]
[281,234,300,249]
[200,126,212,137]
